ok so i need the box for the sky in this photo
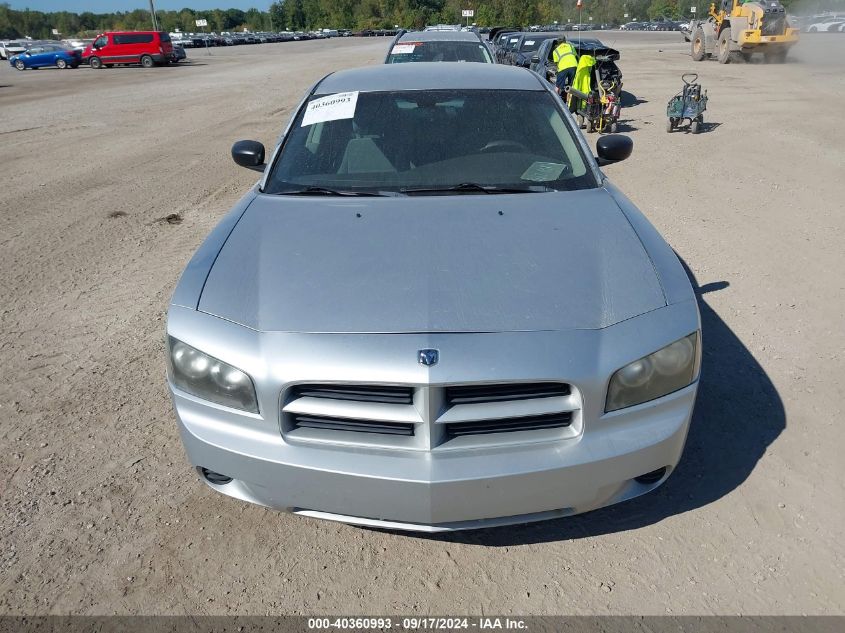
[6,0,270,12]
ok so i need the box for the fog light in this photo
[201,468,233,485]
[634,467,667,485]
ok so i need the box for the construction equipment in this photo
[666,73,708,134]
[689,0,799,64]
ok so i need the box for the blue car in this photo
[10,44,81,70]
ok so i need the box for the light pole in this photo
[576,0,583,45]
[148,0,160,31]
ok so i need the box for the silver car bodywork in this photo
[167,64,700,531]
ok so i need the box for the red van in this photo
[83,31,173,69]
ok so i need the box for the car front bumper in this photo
[175,384,694,531]
[167,300,699,532]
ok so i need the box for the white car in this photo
[805,20,845,32]
[61,38,91,51]
[0,40,27,60]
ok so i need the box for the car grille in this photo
[292,414,415,436]
[281,382,580,449]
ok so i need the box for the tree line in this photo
[0,4,273,39]
[272,0,679,31]
[1,0,824,40]
[271,0,814,31]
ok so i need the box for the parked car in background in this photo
[508,32,559,67]
[805,19,845,32]
[0,40,28,60]
[9,44,81,70]
[530,37,620,88]
[385,30,494,64]
[424,24,461,31]
[83,31,173,69]
[488,27,518,57]
[497,32,522,62]
[61,38,93,51]
[170,44,187,63]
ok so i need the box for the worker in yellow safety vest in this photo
[552,37,578,98]
[570,53,596,112]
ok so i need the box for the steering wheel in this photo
[479,140,529,153]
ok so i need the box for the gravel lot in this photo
[1,32,843,615]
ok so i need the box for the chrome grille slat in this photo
[291,384,412,405]
[436,395,577,424]
[284,397,422,423]
[446,382,570,405]
[292,414,415,436]
[446,412,573,437]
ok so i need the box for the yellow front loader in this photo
[690,0,799,63]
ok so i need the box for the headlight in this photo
[167,337,259,413]
[605,332,700,412]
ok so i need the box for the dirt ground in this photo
[1,32,843,616]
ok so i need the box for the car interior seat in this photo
[337,138,396,174]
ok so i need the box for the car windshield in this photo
[264,89,595,196]
[387,41,492,63]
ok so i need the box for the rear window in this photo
[114,33,154,44]
[520,38,549,53]
[160,33,171,43]
[387,41,492,64]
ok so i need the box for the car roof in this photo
[398,30,481,42]
[314,63,545,95]
[518,32,559,39]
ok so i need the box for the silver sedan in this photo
[166,63,701,532]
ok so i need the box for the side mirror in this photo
[232,140,265,172]
[530,54,540,64]
[596,134,633,166]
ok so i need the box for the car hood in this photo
[198,189,666,333]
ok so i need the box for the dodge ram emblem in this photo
[418,349,439,366]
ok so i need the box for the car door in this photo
[112,33,139,63]
[44,46,64,66]
[26,47,47,67]
[90,34,111,62]
[542,38,561,82]
[529,40,546,74]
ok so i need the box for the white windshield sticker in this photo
[301,91,359,127]
[521,162,567,182]
[524,40,535,45]
[391,44,417,54]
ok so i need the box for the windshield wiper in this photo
[400,182,544,195]
[278,186,388,197]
